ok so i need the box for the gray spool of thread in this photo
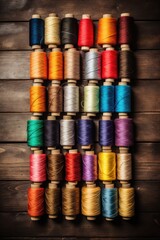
[84,49,101,80]
[64,84,79,113]
[60,117,75,149]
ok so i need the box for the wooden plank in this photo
[0,51,160,80]
[0,212,160,237]
[2,239,160,240]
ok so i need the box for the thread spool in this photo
[27,118,43,150]
[47,149,64,181]
[77,116,94,149]
[65,149,81,182]
[117,147,132,182]
[60,116,75,149]
[30,85,46,115]
[102,47,118,80]
[48,81,62,115]
[45,13,60,48]
[30,150,46,182]
[44,116,60,148]
[82,151,97,182]
[28,183,45,221]
[99,114,114,147]
[78,14,94,51]
[81,184,101,220]
[61,14,78,49]
[102,183,118,221]
[98,151,116,181]
[49,48,63,81]
[64,48,80,81]
[64,82,79,115]
[29,14,44,49]
[118,13,134,46]
[119,183,135,220]
[97,14,117,48]
[45,182,61,219]
[100,83,114,113]
[62,182,80,220]
[84,48,101,80]
[115,82,131,113]
[84,81,99,116]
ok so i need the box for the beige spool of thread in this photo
[64,48,80,81]
[117,152,132,182]
[45,13,60,48]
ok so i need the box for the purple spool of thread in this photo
[82,154,97,181]
[115,118,133,146]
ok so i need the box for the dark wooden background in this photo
[0,0,160,239]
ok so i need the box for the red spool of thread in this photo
[102,48,118,79]
[30,152,46,182]
[118,13,134,46]
[65,150,81,182]
[78,14,94,50]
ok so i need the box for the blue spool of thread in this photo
[102,187,118,220]
[115,85,131,112]
[29,15,44,47]
[77,119,94,147]
[99,119,113,146]
[100,85,114,112]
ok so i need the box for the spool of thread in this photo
[82,151,97,182]
[30,85,46,114]
[29,14,44,49]
[118,13,134,46]
[61,14,78,49]
[45,183,61,218]
[102,183,118,220]
[62,183,80,220]
[64,48,80,80]
[84,49,101,80]
[49,48,63,81]
[30,151,46,182]
[28,184,45,220]
[30,49,47,80]
[27,118,43,148]
[117,152,132,182]
[115,117,133,147]
[81,184,101,220]
[65,150,81,182]
[64,83,79,114]
[115,83,131,113]
[44,116,60,148]
[60,116,75,149]
[45,13,60,48]
[102,48,118,79]
[78,14,94,51]
[84,82,99,115]
[97,14,117,48]
[99,114,114,146]
[119,184,135,220]
[98,152,116,181]
[47,149,64,181]
[48,82,62,115]
[77,116,94,149]
[119,46,135,79]
[100,83,114,113]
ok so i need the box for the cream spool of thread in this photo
[30,183,42,221]
[102,14,113,49]
[81,183,101,220]
[30,115,41,151]
[46,182,60,219]
[104,182,115,221]
[60,115,75,149]
[31,14,41,50]
[62,182,79,220]
[84,80,99,117]
[64,80,79,116]
[80,116,92,149]
[64,13,75,50]
[119,183,135,220]
[45,13,60,49]
[85,151,95,184]
[64,48,80,81]
[102,113,112,151]
[117,147,132,182]
[48,80,62,117]
[31,81,44,117]
[81,14,91,51]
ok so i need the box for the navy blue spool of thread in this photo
[115,84,131,113]
[100,85,114,113]
[29,15,44,48]
[77,118,94,148]
[44,118,60,148]
[99,119,114,146]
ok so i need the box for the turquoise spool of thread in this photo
[115,84,131,113]
[100,85,114,112]
[27,119,44,147]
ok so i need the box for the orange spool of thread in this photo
[97,14,117,47]
[30,49,47,80]
[49,48,63,80]
[30,85,46,113]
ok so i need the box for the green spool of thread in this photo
[84,85,99,113]
[27,119,44,147]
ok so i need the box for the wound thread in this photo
[64,48,80,80]
[27,119,43,147]
[47,152,64,181]
[99,119,114,146]
[45,14,60,47]
[117,153,132,181]
[28,187,45,218]
[49,50,63,80]
[30,153,46,182]
[98,152,116,181]
[100,85,114,112]
[119,50,135,79]
[48,85,63,113]
[30,86,46,113]
[119,187,135,218]
[64,85,79,113]
[60,118,75,147]
[29,17,44,48]
[44,119,60,147]
[102,187,118,219]
[45,186,61,216]
[82,153,97,181]
[78,17,94,48]
[84,85,99,113]
[65,152,81,182]
[77,119,94,146]
[115,85,131,113]
[30,51,47,80]
[84,50,101,80]
[61,16,78,47]
[118,15,134,46]
[102,49,118,79]
[115,118,133,147]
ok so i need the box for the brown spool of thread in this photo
[45,182,61,219]
[64,48,80,81]
[62,182,80,220]
[48,81,62,115]
[47,149,64,181]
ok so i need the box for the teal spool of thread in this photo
[27,120,44,147]
[115,85,131,112]
[84,85,99,113]
[102,187,118,220]
[100,85,114,112]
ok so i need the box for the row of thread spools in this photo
[27,12,135,221]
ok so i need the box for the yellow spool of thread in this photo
[98,152,116,181]
[119,186,135,219]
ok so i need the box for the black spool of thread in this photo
[44,118,60,148]
[119,49,135,79]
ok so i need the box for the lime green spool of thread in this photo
[84,85,99,113]
[27,119,44,147]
